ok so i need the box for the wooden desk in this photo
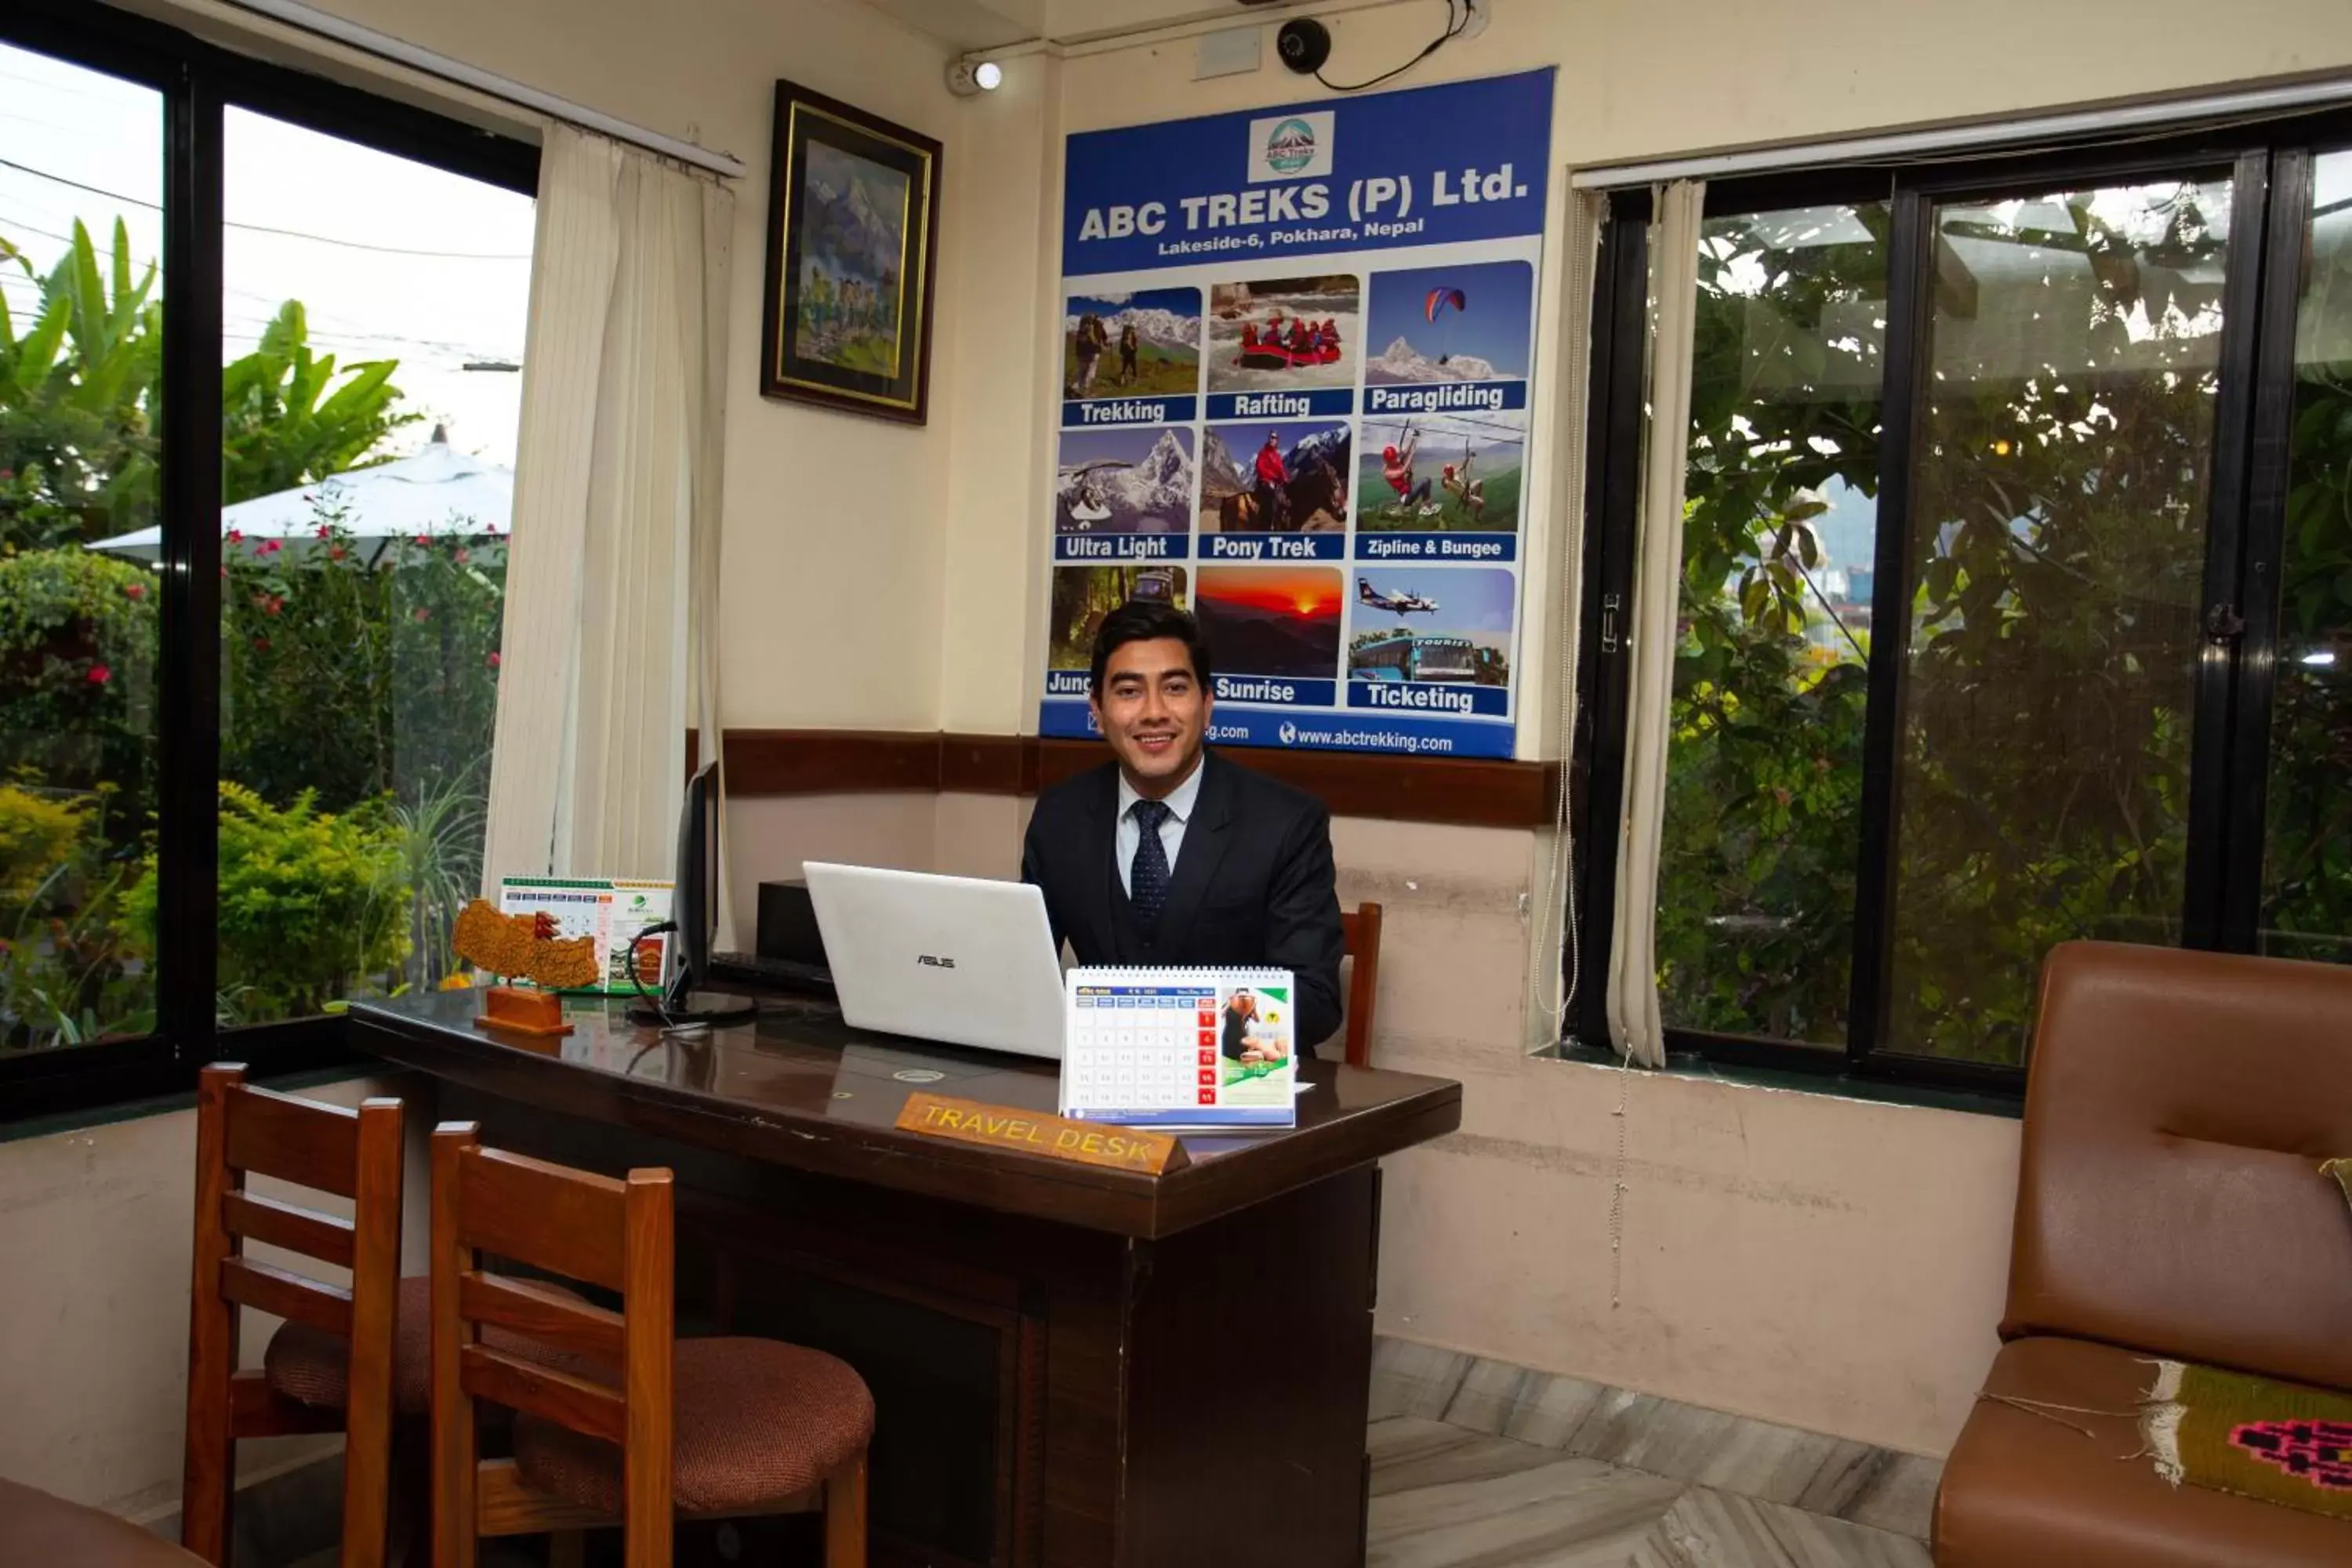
[350,993,1459,1568]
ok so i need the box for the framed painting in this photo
[759,79,942,423]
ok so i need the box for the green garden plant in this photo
[118,783,412,1023]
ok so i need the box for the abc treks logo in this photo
[1278,721,1299,746]
[1264,118,1317,175]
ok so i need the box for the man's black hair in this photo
[1088,600,1214,696]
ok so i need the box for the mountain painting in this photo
[762,83,939,422]
[793,140,912,376]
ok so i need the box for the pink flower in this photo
[87,663,111,685]
[252,635,270,652]
[486,651,502,670]
[315,524,332,539]
[258,539,281,556]
[327,546,347,561]
[263,595,283,616]
[453,548,470,564]
[412,607,431,622]
[412,534,431,547]
[0,468,13,482]
[226,528,243,543]
[122,583,144,601]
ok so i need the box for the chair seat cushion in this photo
[1937,1337,2352,1568]
[0,1475,205,1566]
[265,1274,579,1416]
[512,1338,873,1515]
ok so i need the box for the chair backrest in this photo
[183,1065,404,1568]
[2005,941,2352,1388]
[429,1123,673,1568]
[1340,902,1384,1069]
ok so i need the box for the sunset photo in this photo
[1196,565,1344,679]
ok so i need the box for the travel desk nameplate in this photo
[895,1091,1190,1175]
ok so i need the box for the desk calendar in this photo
[497,877,674,995]
[1060,967,1297,1130]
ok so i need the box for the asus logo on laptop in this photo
[916,954,956,969]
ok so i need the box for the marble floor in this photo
[1369,1417,1934,1568]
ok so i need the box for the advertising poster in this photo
[1042,70,1554,760]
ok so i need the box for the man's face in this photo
[1091,636,1210,796]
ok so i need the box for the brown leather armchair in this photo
[1935,941,2352,1566]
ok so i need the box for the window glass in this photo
[2261,151,2352,964]
[0,43,165,1051]
[1661,203,1886,1044]
[1885,179,2232,1062]
[212,108,531,1025]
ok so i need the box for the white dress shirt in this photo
[1115,754,1206,898]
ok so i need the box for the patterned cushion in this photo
[264,1274,582,1416]
[511,1338,873,1515]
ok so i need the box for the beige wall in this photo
[0,1074,431,1516]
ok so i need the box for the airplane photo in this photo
[1358,576,1439,615]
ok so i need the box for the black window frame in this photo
[1570,110,2352,1099]
[0,0,537,1123]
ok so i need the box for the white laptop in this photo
[802,862,1066,1060]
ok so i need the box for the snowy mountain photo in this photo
[1366,335,1500,384]
[1054,426,1195,535]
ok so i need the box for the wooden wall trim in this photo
[692,730,1566,831]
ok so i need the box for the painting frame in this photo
[759,79,942,423]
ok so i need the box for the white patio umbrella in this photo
[86,428,511,562]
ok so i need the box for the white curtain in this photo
[481,125,735,938]
[1537,187,1607,1045]
[1606,179,1706,1068]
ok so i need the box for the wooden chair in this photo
[428,1123,873,1568]
[1340,901,1385,1068]
[182,1064,405,1568]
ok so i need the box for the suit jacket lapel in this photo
[1080,764,1121,962]
[1152,750,1234,953]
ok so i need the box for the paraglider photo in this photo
[1206,275,1361,394]
[1196,566,1345,681]
[1064,287,1202,400]
[1197,419,1351,533]
[1363,260,1534,383]
[1348,568,1515,688]
[1356,409,1527,533]
[1054,426,1195,535]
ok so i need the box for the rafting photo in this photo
[1198,420,1350,533]
[1064,287,1200,400]
[1207,274,1361,394]
[1056,426,1195,536]
[1363,259,1534,383]
[1357,408,1526,533]
[1348,568,1515,688]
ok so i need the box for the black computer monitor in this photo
[631,761,756,1027]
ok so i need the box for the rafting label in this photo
[1044,71,1555,761]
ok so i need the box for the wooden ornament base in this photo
[475,985,572,1039]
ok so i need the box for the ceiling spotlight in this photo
[947,58,1003,96]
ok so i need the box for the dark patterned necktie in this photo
[1130,799,1173,927]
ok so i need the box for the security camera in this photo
[1276,19,1331,75]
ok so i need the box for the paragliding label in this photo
[1043,70,1553,761]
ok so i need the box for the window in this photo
[1577,127,2352,1094]
[0,2,535,1118]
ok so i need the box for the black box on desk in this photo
[756,879,827,966]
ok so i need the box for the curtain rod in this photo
[214,0,748,178]
[1572,72,2352,191]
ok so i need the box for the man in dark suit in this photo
[1022,601,1345,1054]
